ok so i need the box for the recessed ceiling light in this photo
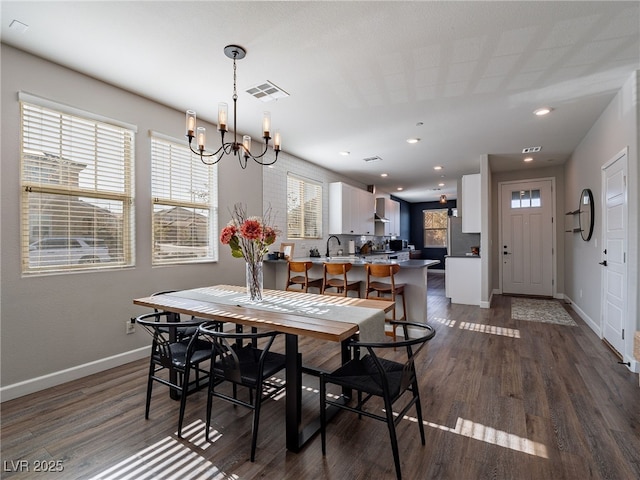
[406,138,420,144]
[438,182,445,187]
[434,165,443,170]
[534,107,553,116]
[380,173,388,177]
[397,187,403,191]
[339,151,350,156]
[524,157,534,162]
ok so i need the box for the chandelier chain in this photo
[232,56,238,101]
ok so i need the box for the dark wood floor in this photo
[2,272,639,479]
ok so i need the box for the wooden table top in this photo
[133,284,394,343]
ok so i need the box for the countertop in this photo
[445,254,481,259]
[265,257,440,269]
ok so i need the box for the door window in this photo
[511,189,541,209]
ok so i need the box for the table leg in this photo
[285,333,303,452]
[167,311,181,400]
[284,333,354,452]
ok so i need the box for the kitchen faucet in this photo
[325,235,341,257]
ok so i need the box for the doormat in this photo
[511,298,577,326]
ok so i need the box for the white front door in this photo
[601,149,628,356]
[500,179,554,296]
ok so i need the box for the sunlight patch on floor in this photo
[458,322,520,338]
[89,421,233,480]
[432,316,457,328]
[432,316,520,338]
[179,420,222,450]
[399,414,548,458]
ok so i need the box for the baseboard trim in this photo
[564,295,600,336]
[0,347,149,402]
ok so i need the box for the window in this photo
[151,134,217,264]
[423,209,448,247]
[287,174,322,239]
[20,94,135,274]
[511,189,541,208]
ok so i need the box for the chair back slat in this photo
[214,338,243,383]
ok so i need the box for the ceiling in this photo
[2,1,638,202]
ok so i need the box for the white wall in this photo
[0,45,263,399]
[564,71,639,367]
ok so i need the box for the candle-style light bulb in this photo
[274,131,281,151]
[242,135,252,156]
[262,111,271,138]
[218,103,228,132]
[186,110,196,137]
[197,127,206,151]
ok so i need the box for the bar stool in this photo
[286,260,323,293]
[321,262,361,297]
[365,263,407,341]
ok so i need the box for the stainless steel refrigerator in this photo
[447,216,480,256]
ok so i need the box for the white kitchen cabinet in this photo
[461,173,481,233]
[374,197,400,236]
[329,182,374,235]
[445,256,481,305]
[355,187,375,235]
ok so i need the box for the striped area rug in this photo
[511,298,577,326]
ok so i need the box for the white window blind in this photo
[151,135,217,264]
[287,174,322,239]
[20,99,135,274]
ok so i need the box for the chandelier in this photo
[185,45,281,168]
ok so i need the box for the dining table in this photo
[133,284,394,452]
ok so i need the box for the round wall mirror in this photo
[579,188,594,241]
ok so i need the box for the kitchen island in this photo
[264,257,439,324]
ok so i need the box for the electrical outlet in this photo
[126,320,135,334]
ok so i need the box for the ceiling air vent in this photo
[522,146,542,153]
[363,156,383,163]
[246,81,289,102]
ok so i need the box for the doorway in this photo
[499,179,555,296]
[601,148,628,357]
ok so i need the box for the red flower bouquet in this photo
[220,203,278,301]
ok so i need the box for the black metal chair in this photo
[320,321,436,480]
[135,311,213,437]
[197,322,287,462]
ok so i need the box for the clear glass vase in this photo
[246,261,263,302]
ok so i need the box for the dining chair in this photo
[135,311,214,437]
[320,321,436,480]
[286,260,323,293]
[150,290,200,341]
[197,322,287,462]
[321,262,361,297]
[364,263,407,341]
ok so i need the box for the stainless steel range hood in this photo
[374,213,390,223]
